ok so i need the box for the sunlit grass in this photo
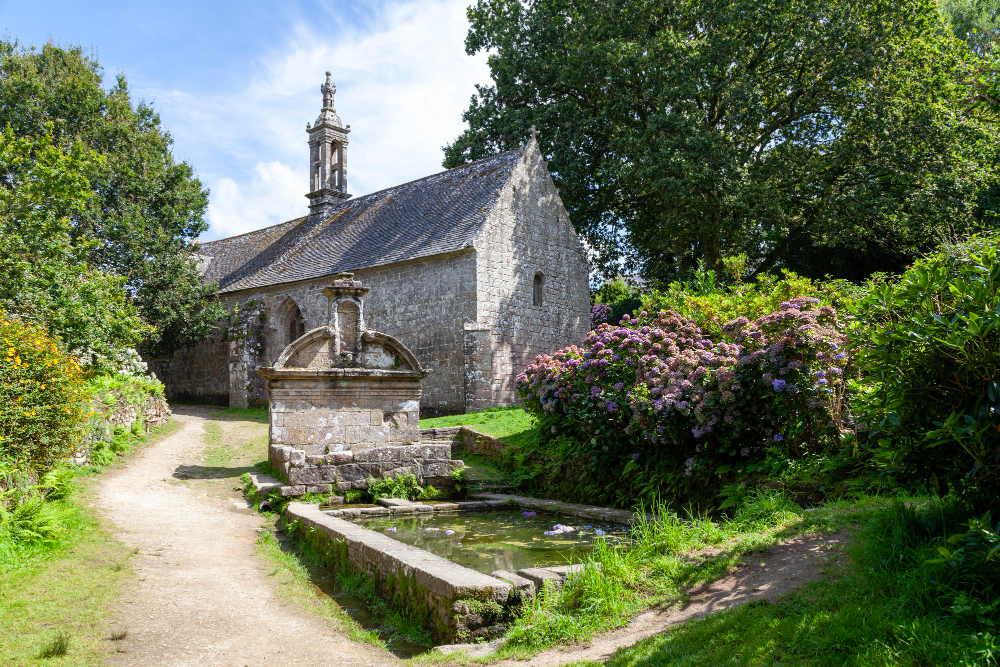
[419,407,538,449]
[0,420,179,664]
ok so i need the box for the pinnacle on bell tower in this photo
[306,71,351,218]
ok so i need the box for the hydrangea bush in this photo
[517,300,853,502]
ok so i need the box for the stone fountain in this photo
[257,273,459,497]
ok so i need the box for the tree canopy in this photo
[0,40,223,356]
[445,0,999,282]
[0,127,148,369]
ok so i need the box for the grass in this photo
[212,405,269,423]
[0,419,179,665]
[209,413,419,654]
[255,517,432,653]
[601,499,999,666]
[202,423,267,469]
[415,489,998,665]
[419,407,538,449]
[253,526,386,647]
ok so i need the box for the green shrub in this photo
[640,262,863,340]
[0,313,88,475]
[343,489,363,504]
[851,234,1000,497]
[592,276,642,327]
[88,443,113,467]
[36,468,76,501]
[416,485,444,501]
[365,473,423,501]
[0,491,63,547]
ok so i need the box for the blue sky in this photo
[0,0,490,240]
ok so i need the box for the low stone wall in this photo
[469,492,638,525]
[286,502,512,642]
[268,441,459,496]
[419,426,508,459]
[75,392,171,465]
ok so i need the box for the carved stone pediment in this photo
[268,325,425,375]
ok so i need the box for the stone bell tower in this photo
[306,71,351,219]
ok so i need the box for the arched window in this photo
[288,307,306,343]
[533,272,544,307]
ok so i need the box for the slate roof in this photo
[197,149,522,294]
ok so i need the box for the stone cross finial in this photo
[529,125,538,143]
[321,71,336,109]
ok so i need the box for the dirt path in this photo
[494,531,847,666]
[95,406,399,667]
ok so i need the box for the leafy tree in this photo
[0,40,223,356]
[941,0,1000,55]
[446,0,998,282]
[0,127,148,369]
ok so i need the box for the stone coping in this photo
[324,498,509,519]
[257,366,428,380]
[469,492,638,525]
[286,501,510,602]
[248,472,283,495]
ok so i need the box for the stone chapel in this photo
[154,72,590,414]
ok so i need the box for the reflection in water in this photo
[356,510,627,575]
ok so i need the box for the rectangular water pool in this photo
[355,509,627,575]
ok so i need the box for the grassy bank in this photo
[0,419,179,665]
[419,407,537,449]
[595,500,998,666]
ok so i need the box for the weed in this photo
[38,631,69,658]
[731,487,802,530]
[417,485,444,501]
[108,629,128,641]
[366,473,423,501]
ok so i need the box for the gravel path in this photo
[95,406,399,667]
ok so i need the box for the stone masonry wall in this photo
[151,337,230,405]
[471,139,591,406]
[160,251,477,413]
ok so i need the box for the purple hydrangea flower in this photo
[772,379,787,392]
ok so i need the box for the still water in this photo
[356,509,627,575]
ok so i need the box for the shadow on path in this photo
[173,463,255,480]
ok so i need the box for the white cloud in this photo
[142,0,490,240]
[207,162,305,239]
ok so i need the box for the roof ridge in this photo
[342,148,521,205]
[198,149,521,247]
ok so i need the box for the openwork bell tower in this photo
[306,71,351,218]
